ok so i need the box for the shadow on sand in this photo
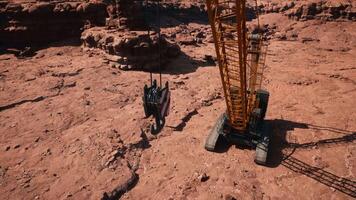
[213,119,356,198]
[266,119,356,198]
[0,38,81,57]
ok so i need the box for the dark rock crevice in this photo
[101,129,152,200]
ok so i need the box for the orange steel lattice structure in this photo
[206,0,267,131]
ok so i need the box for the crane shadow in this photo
[264,119,356,198]
[281,155,356,198]
[265,119,356,166]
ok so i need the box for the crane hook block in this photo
[142,80,171,134]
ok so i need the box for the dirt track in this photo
[1,0,356,200]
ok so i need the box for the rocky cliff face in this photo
[107,0,146,30]
[260,1,356,21]
[82,0,182,71]
[0,1,107,47]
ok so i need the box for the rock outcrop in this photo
[260,1,356,21]
[105,0,146,30]
[285,1,356,21]
[81,28,180,71]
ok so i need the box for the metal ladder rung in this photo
[225,54,239,60]
[218,39,239,45]
[217,13,236,21]
[217,1,235,5]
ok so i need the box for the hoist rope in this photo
[144,0,163,88]
[156,0,162,88]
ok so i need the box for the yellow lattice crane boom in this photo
[205,0,270,165]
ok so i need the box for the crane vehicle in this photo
[204,0,270,165]
[141,0,269,164]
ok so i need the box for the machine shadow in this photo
[265,119,356,198]
[211,118,356,197]
[265,119,356,167]
[279,155,356,198]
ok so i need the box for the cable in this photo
[144,0,162,87]
[157,0,162,88]
[146,0,153,85]
[143,0,153,85]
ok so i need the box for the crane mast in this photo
[205,0,270,165]
[206,0,267,131]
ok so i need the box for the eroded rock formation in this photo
[81,28,180,71]
[0,1,107,46]
[105,0,146,30]
[82,0,181,71]
[259,1,356,21]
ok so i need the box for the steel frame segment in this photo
[206,0,234,126]
[235,0,248,128]
[246,34,268,115]
[206,0,250,131]
[220,1,244,130]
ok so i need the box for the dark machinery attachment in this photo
[143,80,171,134]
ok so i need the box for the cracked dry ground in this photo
[1,27,356,200]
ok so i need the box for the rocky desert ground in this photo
[0,0,355,199]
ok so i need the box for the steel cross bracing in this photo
[206,0,267,131]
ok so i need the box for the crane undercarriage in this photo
[205,88,270,165]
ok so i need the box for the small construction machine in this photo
[204,0,270,165]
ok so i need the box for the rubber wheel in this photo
[205,113,227,151]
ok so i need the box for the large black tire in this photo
[205,113,227,151]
